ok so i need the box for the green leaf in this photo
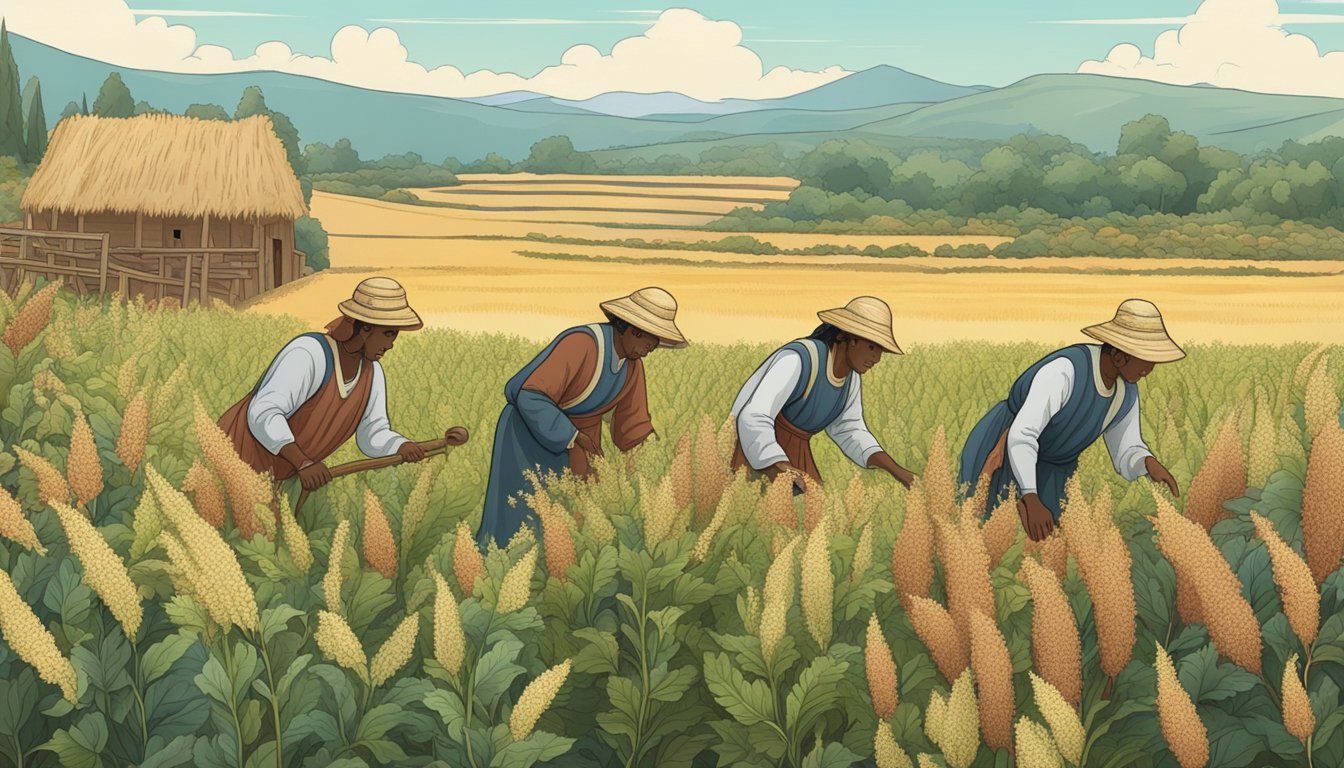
[802,742,863,768]
[38,712,109,768]
[357,737,409,764]
[473,638,526,711]
[648,664,698,703]
[141,631,197,685]
[490,730,576,768]
[708,720,782,767]
[1177,645,1259,703]
[325,759,370,768]
[703,652,777,728]
[424,689,467,742]
[785,655,848,733]
[164,594,211,637]
[259,604,305,645]
[138,735,197,768]
[356,702,405,743]
[571,627,619,676]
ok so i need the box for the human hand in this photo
[298,461,332,491]
[891,466,916,489]
[1145,456,1180,497]
[1017,494,1056,542]
[445,426,471,446]
[765,461,806,493]
[575,432,600,455]
[398,442,427,463]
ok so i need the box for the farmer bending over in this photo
[730,296,917,491]
[476,287,687,549]
[219,276,468,498]
[958,298,1183,541]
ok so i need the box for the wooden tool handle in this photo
[327,432,453,479]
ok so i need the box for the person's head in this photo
[809,323,885,375]
[328,317,402,361]
[812,296,904,376]
[331,277,422,361]
[1100,342,1156,384]
[604,312,660,360]
[1081,299,1185,381]
[597,287,689,359]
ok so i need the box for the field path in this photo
[242,178,1344,346]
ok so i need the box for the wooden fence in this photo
[0,227,297,306]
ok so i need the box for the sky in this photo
[5,0,1344,100]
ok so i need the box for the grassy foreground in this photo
[1,282,1344,768]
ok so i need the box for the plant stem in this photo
[1303,641,1315,690]
[220,638,247,768]
[253,631,285,768]
[12,734,24,768]
[1102,675,1114,700]
[130,638,149,752]
[623,581,651,768]
[463,611,496,768]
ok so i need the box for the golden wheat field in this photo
[241,174,1344,346]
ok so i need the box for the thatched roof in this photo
[23,114,306,220]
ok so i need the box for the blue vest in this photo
[779,338,854,433]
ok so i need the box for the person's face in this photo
[844,336,884,375]
[622,325,660,359]
[1111,348,1156,383]
[359,326,400,361]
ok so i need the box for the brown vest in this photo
[218,336,375,481]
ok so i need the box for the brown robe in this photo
[519,330,654,477]
[731,415,823,484]
[218,343,374,481]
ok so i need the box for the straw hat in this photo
[816,296,904,354]
[337,277,423,330]
[599,287,688,348]
[1081,299,1185,363]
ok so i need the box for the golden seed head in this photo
[908,596,968,684]
[116,390,149,474]
[532,492,576,580]
[0,569,79,702]
[1019,558,1082,708]
[1184,415,1246,532]
[850,521,873,583]
[873,721,915,768]
[51,501,142,639]
[496,547,538,614]
[181,460,228,528]
[370,612,419,687]
[279,505,313,574]
[2,281,60,356]
[433,572,465,675]
[760,536,800,667]
[1251,512,1319,649]
[969,610,1015,752]
[1281,653,1315,745]
[1302,424,1344,586]
[939,669,982,768]
[1155,644,1209,768]
[362,489,397,580]
[509,659,572,741]
[1014,717,1063,768]
[892,484,934,609]
[800,516,834,649]
[453,521,485,595]
[324,520,351,613]
[67,409,105,508]
[14,445,70,507]
[1029,672,1084,766]
[0,485,46,555]
[865,613,900,721]
[315,610,369,682]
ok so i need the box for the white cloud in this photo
[2,1,849,101]
[1076,0,1344,97]
[130,8,300,18]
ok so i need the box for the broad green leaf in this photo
[259,604,305,645]
[424,689,467,742]
[802,741,863,768]
[357,738,409,765]
[141,631,198,685]
[648,664,698,702]
[596,675,641,742]
[785,655,848,733]
[571,627,619,676]
[38,712,109,768]
[138,735,197,768]
[356,702,405,743]
[703,652,777,728]
[1177,645,1259,703]
[489,730,575,768]
[474,638,526,711]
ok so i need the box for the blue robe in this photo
[476,324,637,548]
[958,345,1138,520]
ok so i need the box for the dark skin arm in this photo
[866,451,915,488]
[1018,456,1181,542]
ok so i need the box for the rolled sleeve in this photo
[245,337,324,455]
[825,375,882,467]
[731,349,802,470]
[356,363,409,458]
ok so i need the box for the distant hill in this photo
[12,33,1344,165]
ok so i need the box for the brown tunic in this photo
[731,415,823,484]
[218,343,374,481]
[519,331,654,477]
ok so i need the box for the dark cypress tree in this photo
[24,78,46,162]
[0,20,27,158]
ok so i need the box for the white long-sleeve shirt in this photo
[730,347,883,470]
[1007,345,1151,494]
[245,335,408,458]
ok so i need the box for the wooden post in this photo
[135,212,143,249]
[118,272,127,296]
[252,221,263,294]
[200,214,211,306]
[98,233,110,294]
[77,215,84,233]
[181,253,194,307]
[49,210,57,229]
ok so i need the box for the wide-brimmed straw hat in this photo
[337,277,423,330]
[816,296,904,354]
[1081,299,1185,363]
[599,287,688,348]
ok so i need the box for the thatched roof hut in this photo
[23,113,305,220]
[14,113,308,304]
